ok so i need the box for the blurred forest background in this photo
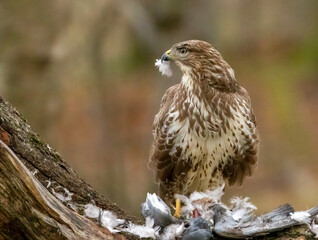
[0,0,317,217]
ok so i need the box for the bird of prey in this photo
[150,40,259,217]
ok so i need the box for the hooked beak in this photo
[161,49,172,62]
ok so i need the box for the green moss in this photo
[30,135,40,144]
[30,135,46,149]
[18,113,27,123]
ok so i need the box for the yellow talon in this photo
[174,198,181,218]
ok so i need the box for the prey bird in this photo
[150,40,259,217]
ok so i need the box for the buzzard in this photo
[150,40,259,217]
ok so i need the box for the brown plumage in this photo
[150,40,259,205]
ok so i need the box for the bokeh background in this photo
[0,0,317,217]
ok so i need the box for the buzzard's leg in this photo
[174,198,181,218]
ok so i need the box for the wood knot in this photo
[0,127,11,146]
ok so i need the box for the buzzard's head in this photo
[161,40,238,92]
[161,40,219,71]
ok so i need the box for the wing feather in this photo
[149,84,191,202]
[222,86,259,186]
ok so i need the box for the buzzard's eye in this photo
[180,48,187,54]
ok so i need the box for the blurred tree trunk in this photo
[0,96,315,239]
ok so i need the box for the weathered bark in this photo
[0,96,316,240]
[0,96,140,239]
[0,139,123,239]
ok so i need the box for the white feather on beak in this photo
[155,59,173,77]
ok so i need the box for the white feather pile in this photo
[82,191,317,239]
[290,211,311,225]
[176,184,225,219]
[145,193,169,214]
[230,197,257,222]
[310,220,318,238]
[52,187,73,202]
[155,59,172,77]
[100,210,125,233]
[121,217,160,239]
[84,202,161,236]
[291,212,318,238]
[84,203,101,219]
[160,223,185,240]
